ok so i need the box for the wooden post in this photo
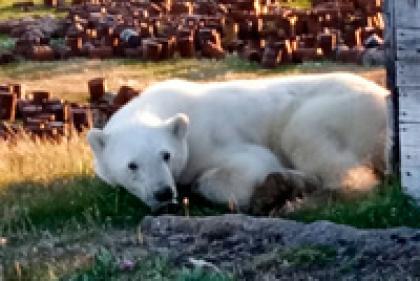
[384,0,398,173]
[386,0,420,199]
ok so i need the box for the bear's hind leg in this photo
[193,145,282,211]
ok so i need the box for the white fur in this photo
[87,72,390,210]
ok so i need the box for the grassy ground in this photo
[0,0,311,20]
[0,56,386,102]
[1,1,401,280]
[0,0,66,20]
[282,0,311,9]
[0,57,403,280]
[65,249,233,281]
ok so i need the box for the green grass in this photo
[288,178,420,229]
[3,247,234,281]
[0,176,149,235]
[280,245,337,267]
[0,33,15,52]
[0,175,227,237]
[64,249,233,281]
[5,168,415,238]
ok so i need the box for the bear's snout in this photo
[154,186,175,202]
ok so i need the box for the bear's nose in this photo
[154,186,174,202]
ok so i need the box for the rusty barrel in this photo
[32,91,51,104]
[88,77,106,103]
[0,93,17,121]
[177,36,195,58]
[71,107,93,132]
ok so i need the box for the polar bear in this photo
[87,72,391,211]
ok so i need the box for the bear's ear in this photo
[87,128,107,154]
[166,113,190,140]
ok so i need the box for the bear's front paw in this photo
[249,171,320,216]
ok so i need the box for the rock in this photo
[140,215,420,279]
[411,257,420,276]
[37,240,54,251]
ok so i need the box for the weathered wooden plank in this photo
[401,146,420,168]
[385,0,396,89]
[401,167,420,200]
[399,88,420,123]
[384,0,400,173]
[400,123,420,147]
[395,0,420,29]
[393,0,420,201]
[396,62,420,86]
[396,28,420,60]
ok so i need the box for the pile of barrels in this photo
[6,0,384,67]
[0,78,138,140]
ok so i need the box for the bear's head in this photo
[87,113,189,210]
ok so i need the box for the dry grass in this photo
[0,132,92,186]
[0,0,67,20]
[0,56,386,102]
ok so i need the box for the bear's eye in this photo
[128,162,138,171]
[162,151,171,162]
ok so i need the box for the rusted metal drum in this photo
[88,77,106,103]
[293,47,324,62]
[71,107,93,132]
[30,46,55,61]
[113,85,139,107]
[0,93,17,121]
[142,39,162,61]
[32,91,51,104]
[201,41,225,59]
[177,36,195,58]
